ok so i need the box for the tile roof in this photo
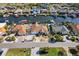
[31,22,48,32]
[71,25,79,32]
[0,27,6,33]
[13,25,26,34]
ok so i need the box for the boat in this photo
[14,14,19,18]
[3,14,9,18]
[19,19,28,23]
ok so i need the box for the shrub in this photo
[69,48,78,56]
[39,48,48,55]
[70,36,77,42]
[58,51,65,56]
[5,36,16,41]
[54,34,63,42]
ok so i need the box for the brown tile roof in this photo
[13,25,26,34]
[14,25,23,30]
[71,25,79,32]
[0,27,6,33]
[18,28,26,33]
[31,22,48,32]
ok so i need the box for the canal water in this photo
[0,15,79,24]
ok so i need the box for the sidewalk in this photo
[1,48,9,56]
[63,47,72,56]
[31,47,39,56]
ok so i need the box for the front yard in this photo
[6,48,31,56]
[0,36,4,43]
[39,47,67,56]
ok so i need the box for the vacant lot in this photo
[6,48,31,56]
[39,47,67,56]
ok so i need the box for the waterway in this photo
[0,15,79,24]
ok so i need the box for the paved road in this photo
[0,42,79,48]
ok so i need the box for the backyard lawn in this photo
[39,47,67,56]
[6,48,31,56]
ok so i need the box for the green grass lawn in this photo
[6,48,31,56]
[39,48,67,56]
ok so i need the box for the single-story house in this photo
[71,24,79,35]
[40,9,48,13]
[0,23,6,36]
[13,25,26,36]
[51,25,69,35]
[31,8,41,15]
[31,22,48,35]
[14,8,23,15]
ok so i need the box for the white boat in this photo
[3,14,9,18]
[14,14,19,18]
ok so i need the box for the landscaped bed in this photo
[69,47,79,56]
[6,48,31,56]
[5,36,16,42]
[39,47,67,56]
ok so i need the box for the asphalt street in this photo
[0,42,79,48]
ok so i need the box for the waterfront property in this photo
[70,24,79,35]
[31,8,41,15]
[31,22,48,35]
[71,24,79,31]
[1,3,79,56]
[12,25,26,36]
[50,25,69,35]
[0,23,6,36]
[14,8,23,15]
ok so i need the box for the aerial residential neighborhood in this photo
[1,3,79,56]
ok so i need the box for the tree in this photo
[49,36,56,42]
[12,36,16,41]
[70,36,77,42]
[39,48,48,55]
[5,36,16,41]
[49,25,53,34]
[58,51,65,56]
[6,31,11,35]
[4,25,8,30]
[54,34,63,42]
